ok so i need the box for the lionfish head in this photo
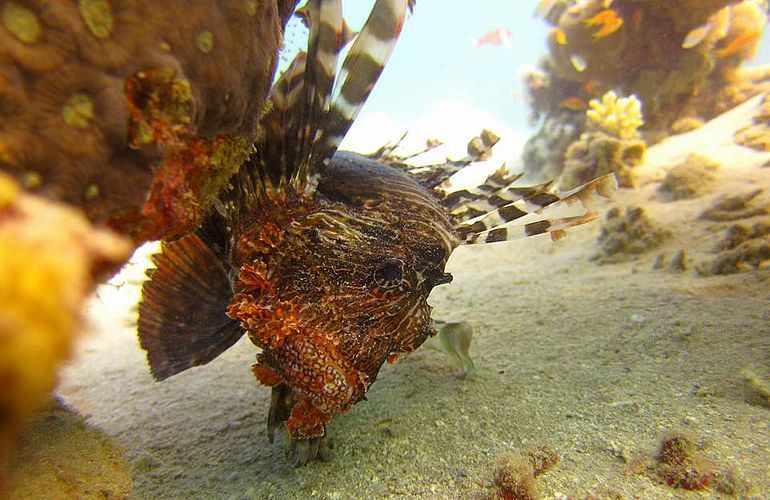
[312,151,457,360]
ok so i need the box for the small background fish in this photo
[472,28,513,48]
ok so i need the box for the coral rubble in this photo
[0,0,296,242]
[655,432,715,491]
[489,446,559,500]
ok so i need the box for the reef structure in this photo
[0,1,296,484]
[559,90,646,189]
[0,0,297,242]
[524,0,770,185]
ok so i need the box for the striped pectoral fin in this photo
[456,173,618,245]
[138,234,242,381]
[443,173,532,216]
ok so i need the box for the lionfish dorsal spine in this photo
[292,0,346,186]
[315,0,411,163]
[255,0,411,192]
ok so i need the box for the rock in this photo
[6,399,131,499]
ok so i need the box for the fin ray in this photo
[317,0,410,160]
[138,234,242,380]
[456,174,617,244]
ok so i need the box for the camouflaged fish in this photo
[137,0,615,466]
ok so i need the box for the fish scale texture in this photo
[0,0,295,239]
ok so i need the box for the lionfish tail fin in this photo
[138,235,242,380]
[455,174,617,244]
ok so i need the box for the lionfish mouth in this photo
[427,271,453,287]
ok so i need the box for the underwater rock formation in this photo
[0,173,130,485]
[591,205,669,263]
[524,0,770,185]
[699,189,767,221]
[698,221,770,274]
[559,91,645,190]
[6,399,132,499]
[735,91,770,151]
[0,1,297,483]
[657,154,720,201]
[0,0,296,242]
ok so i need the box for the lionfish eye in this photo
[374,258,404,288]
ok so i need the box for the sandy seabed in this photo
[49,99,770,499]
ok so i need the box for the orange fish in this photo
[560,96,588,111]
[582,79,603,97]
[585,9,624,40]
[472,28,512,48]
[553,28,568,45]
[714,30,761,58]
[682,24,712,49]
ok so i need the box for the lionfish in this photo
[137,0,615,466]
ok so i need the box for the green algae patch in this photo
[2,3,41,44]
[78,0,114,39]
[196,30,214,54]
[62,94,95,128]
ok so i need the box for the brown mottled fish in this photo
[137,0,615,467]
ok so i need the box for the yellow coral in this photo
[0,173,130,473]
[586,90,644,140]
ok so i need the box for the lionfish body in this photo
[138,0,615,464]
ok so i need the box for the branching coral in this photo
[557,91,645,189]
[586,91,644,140]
